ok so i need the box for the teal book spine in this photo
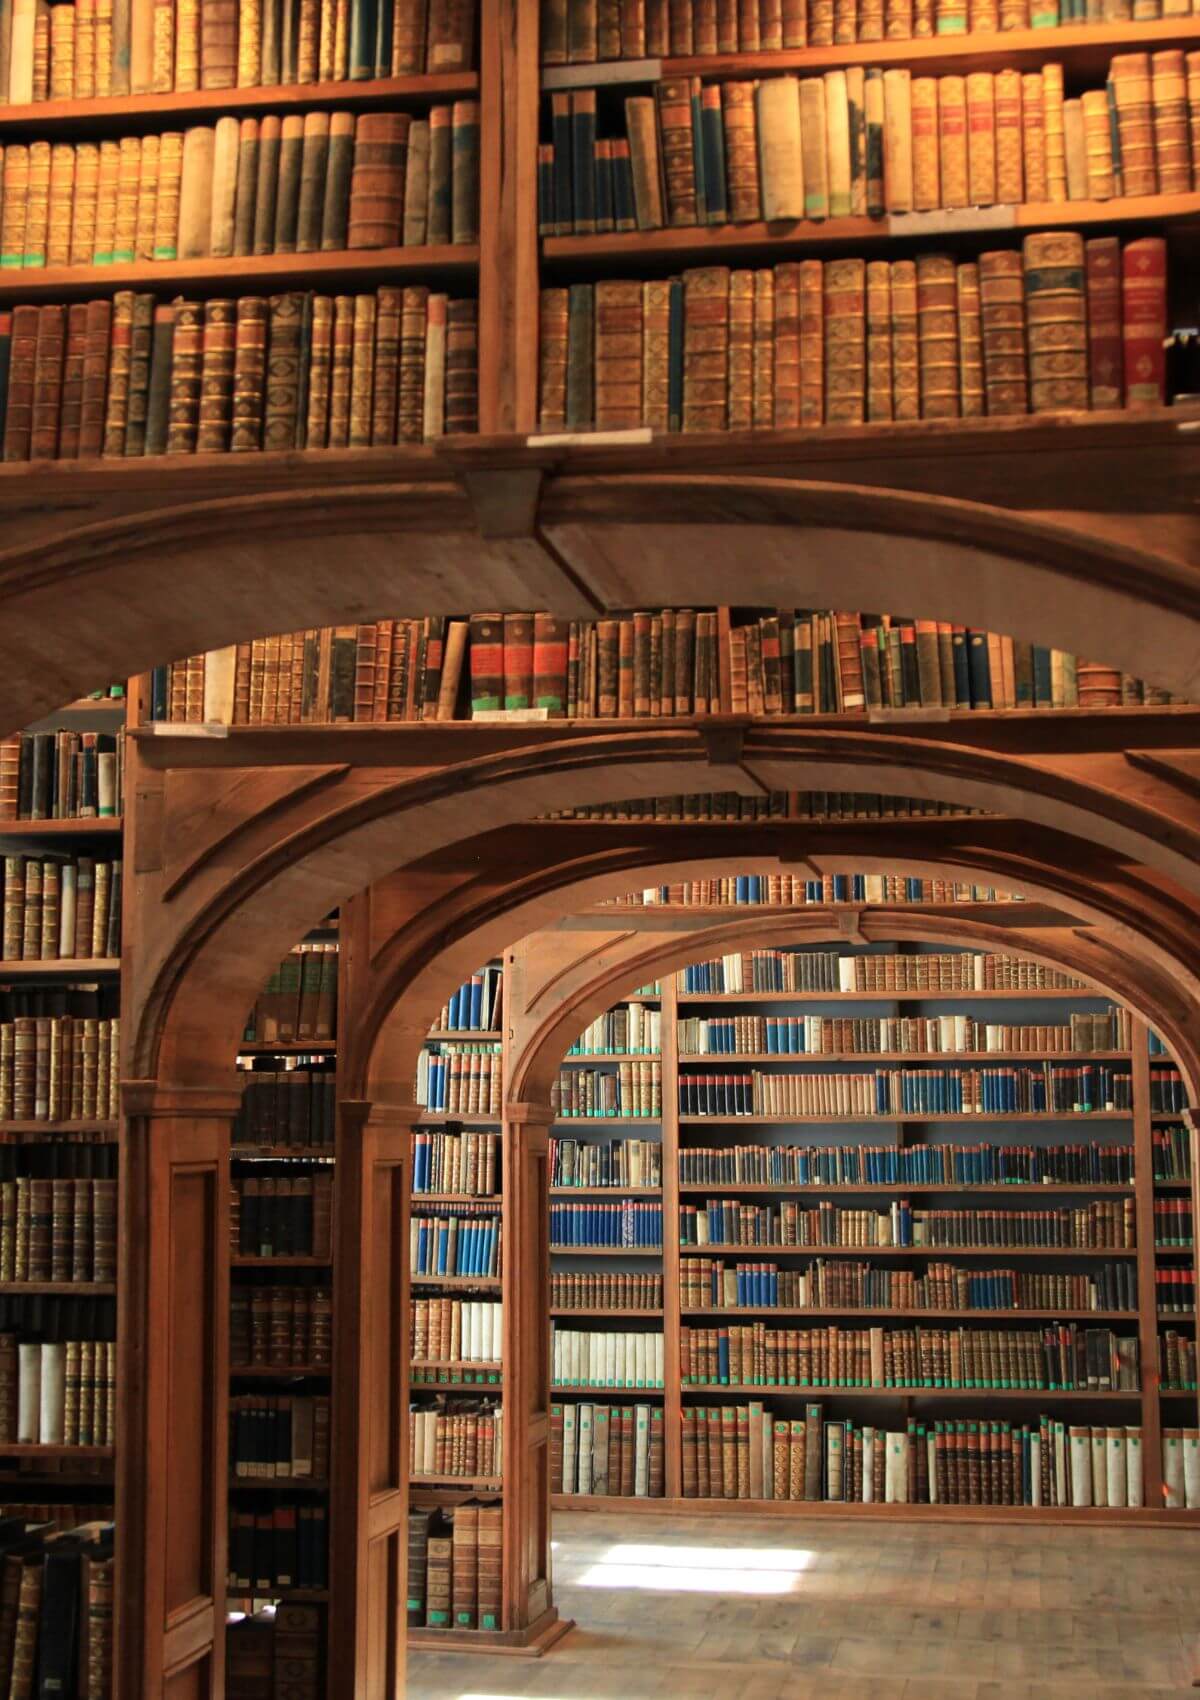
[666,277,683,431]
[349,0,379,78]
[700,89,726,224]
[689,76,707,224]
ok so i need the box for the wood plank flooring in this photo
[408,1508,1200,1699]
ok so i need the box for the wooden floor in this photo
[407,1507,1200,1699]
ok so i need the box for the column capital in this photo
[121,1079,243,1119]
[505,1101,553,1128]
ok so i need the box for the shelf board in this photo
[1158,1312,1196,1321]
[0,244,479,302]
[229,1363,331,1377]
[542,19,1200,87]
[229,1476,329,1491]
[1160,1388,1199,1397]
[0,70,479,137]
[230,1255,331,1268]
[410,1473,503,1491]
[678,1112,1133,1124]
[0,1468,113,1485]
[680,1382,1141,1398]
[679,1306,1139,1321]
[231,1145,336,1159]
[562,1053,662,1061]
[411,1359,502,1372]
[0,1282,115,1295]
[0,1120,118,1135]
[237,1041,337,1055]
[550,1307,664,1317]
[553,1116,662,1125]
[1152,1113,1188,1123]
[0,959,119,976]
[550,1186,662,1196]
[678,1244,1138,1259]
[677,1181,1135,1195]
[0,1444,114,1457]
[427,1030,502,1041]
[543,192,1200,268]
[1154,1179,1193,1190]
[412,1192,502,1204]
[0,818,122,836]
[551,1245,664,1256]
[550,1492,1200,1526]
[552,1383,665,1395]
[411,1273,501,1290]
[677,990,1096,1003]
[678,1051,1133,1064]
[415,1114,502,1126]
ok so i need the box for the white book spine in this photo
[1183,1433,1200,1510]
[17,1342,41,1444]
[1126,1428,1143,1507]
[39,1342,64,1445]
[1163,1432,1184,1509]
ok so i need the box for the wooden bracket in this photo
[456,466,544,539]
[698,720,748,768]
[836,909,869,946]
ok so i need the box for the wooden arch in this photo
[4,412,1200,728]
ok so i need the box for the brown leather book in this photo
[426,0,473,70]
[101,290,135,457]
[865,258,892,421]
[400,116,429,245]
[348,111,410,248]
[594,280,643,429]
[538,287,569,432]
[391,0,428,72]
[347,292,375,448]
[721,80,760,223]
[296,111,331,253]
[396,284,428,442]
[727,268,754,430]
[78,298,113,458]
[326,293,353,447]
[915,251,959,419]
[199,0,236,84]
[889,257,919,421]
[656,78,699,226]
[1023,229,1087,412]
[166,297,204,454]
[682,266,729,431]
[59,303,89,460]
[369,285,401,444]
[272,112,305,252]
[624,96,665,231]
[966,72,997,207]
[773,260,801,428]
[978,247,1027,414]
[955,261,984,418]
[823,256,866,425]
[641,277,671,431]
[29,304,65,462]
[443,297,477,436]
[303,295,332,448]
[994,68,1024,203]
[124,290,155,455]
[230,295,268,451]
[1151,48,1190,193]
[196,297,235,452]
[751,268,773,428]
[798,257,823,425]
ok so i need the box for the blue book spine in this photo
[469,978,484,1029]
[700,88,726,223]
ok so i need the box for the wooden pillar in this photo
[116,1082,237,1700]
[1132,1020,1165,1508]
[329,1100,410,1699]
[502,1103,556,1636]
[659,976,683,1498]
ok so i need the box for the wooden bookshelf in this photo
[0,819,123,836]
[678,1243,1139,1257]
[676,1181,1134,1193]
[0,959,120,976]
[0,1120,119,1135]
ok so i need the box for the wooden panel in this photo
[1132,1020,1165,1509]
[165,1657,210,1700]
[165,1170,215,1608]
[503,1104,553,1631]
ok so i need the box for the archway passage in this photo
[3,418,1200,728]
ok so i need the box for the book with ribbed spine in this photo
[966,72,996,206]
[538,287,568,432]
[1042,63,1067,200]
[915,251,958,418]
[348,111,409,248]
[865,258,892,421]
[751,269,773,428]
[798,258,823,425]
[427,103,452,244]
[979,247,1027,414]
[59,304,88,459]
[30,304,65,462]
[231,294,267,450]
[727,268,754,430]
[1121,235,1166,408]
[722,81,759,223]
[595,280,643,429]
[642,277,671,432]
[347,292,375,448]
[824,257,865,425]
[197,296,235,452]
[935,75,967,208]
[657,78,699,226]
[911,76,939,210]
[101,290,134,456]
[125,289,155,454]
[444,297,476,435]
[683,267,728,432]
[772,260,801,428]
[1021,73,1047,201]
[1151,49,1190,193]
[1109,53,1156,196]
[799,78,828,217]
[273,113,304,252]
[994,68,1023,203]
[1023,229,1087,412]
[955,261,984,417]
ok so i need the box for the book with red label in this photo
[533,613,570,716]
[1085,236,1123,410]
[1121,235,1167,409]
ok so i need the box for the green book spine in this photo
[272,115,304,253]
[320,113,355,251]
[450,98,479,245]
[233,122,260,258]
[426,104,452,245]
[348,0,378,77]
[252,117,281,256]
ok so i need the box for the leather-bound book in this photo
[865,258,891,420]
[890,260,921,422]
[133,132,159,260]
[1121,235,1166,408]
[882,67,912,212]
[349,111,409,248]
[303,294,332,447]
[75,297,113,457]
[392,0,427,71]
[1109,53,1156,196]
[396,283,427,441]
[25,140,51,267]
[619,0,645,54]
[915,251,959,417]
[259,0,279,79]
[565,281,593,429]
[657,78,699,225]
[196,297,234,452]
[1078,90,1113,199]
[166,298,204,453]
[59,306,88,460]
[1062,98,1087,199]
[320,111,356,250]
[624,96,665,230]
[533,613,569,714]
[911,76,939,210]
[538,287,569,430]
[101,290,134,456]
[570,87,596,234]
[594,280,643,428]
[297,0,318,78]
[295,112,330,253]
[751,268,773,427]
[799,76,828,216]
[30,304,65,461]
[262,290,303,448]
[230,295,267,450]
[1041,62,1067,200]
[1022,229,1087,412]
[426,102,452,244]
[727,268,754,429]
[682,266,728,431]
[1020,73,1047,200]
[143,301,174,453]
[443,296,477,435]
[152,130,182,259]
[200,0,236,84]
[451,98,479,244]
[965,71,996,206]
[347,292,374,447]
[0,147,29,270]
[427,0,473,69]
[955,260,984,417]
[1084,235,1121,408]
[47,144,75,268]
[476,1504,502,1630]
[1151,49,1190,192]
[756,75,803,220]
[369,284,400,443]
[273,113,305,251]
[640,278,671,431]
[209,114,239,257]
[863,66,884,216]
[232,118,259,257]
[252,113,281,255]
[236,0,260,81]
[994,68,1023,203]
[69,143,100,265]
[177,124,215,257]
[174,0,200,87]
[124,290,155,454]
[720,81,759,223]
[400,116,430,246]
[422,290,447,438]
[773,260,801,427]
[823,256,865,424]
[798,257,823,423]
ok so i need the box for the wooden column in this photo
[1132,1020,1165,1508]
[502,1102,557,1638]
[659,977,683,1498]
[329,1099,410,1699]
[1187,1105,1200,1433]
[116,1082,237,1700]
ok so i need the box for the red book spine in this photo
[502,612,534,710]
[532,613,569,717]
[1085,236,1122,410]
[468,613,504,714]
[1121,236,1167,409]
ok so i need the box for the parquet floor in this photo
[407,1508,1200,1700]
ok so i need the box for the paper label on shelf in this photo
[145,720,230,737]
[889,206,1016,235]
[542,58,662,89]
[526,428,654,447]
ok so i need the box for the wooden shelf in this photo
[231,1146,336,1159]
[411,1359,502,1372]
[415,1114,502,1126]
[550,1185,662,1195]
[543,192,1200,269]
[678,1051,1133,1063]
[1154,1179,1193,1190]
[1160,1388,1199,1397]
[542,19,1200,87]
[0,1120,118,1135]
[1158,1312,1196,1321]
[237,1042,337,1055]
[230,1363,331,1377]
[0,959,119,976]
[551,1492,1200,1526]
[552,1383,665,1395]
[227,1587,329,1603]
[677,1181,1134,1195]
[551,1245,664,1256]
[677,989,1096,1003]
[0,245,479,303]
[0,1282,115,1295]
[679,1306,1139,1321]
[0,70,479,137]
[553,1116,662,1125]
[678,1243,1138,1258]
[229,1476,329,1491]
[0,818,122,836]
[549,1307,664,1317]
[410,1473,503,1491]
[0,1444,114,1457]
[412,1192,502,1203]
[411,1273,502,1289]
[679,1382,1142,1398]
[230,1255,331,1268]
[1152,1113,1188,1123]
[428,1030,503,1040]
[678,1112,1133,1124]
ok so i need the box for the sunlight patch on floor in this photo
[572,1540,817,1595]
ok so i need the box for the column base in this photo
[407,1606,574,1657]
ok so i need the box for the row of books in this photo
[227,1503,327,1594]
[549,786,967,825]
[567,1003,660,1055]
[0,1016,120,1122]
[0,1177,117,1284]
[676,1062,1134,1116]
[551,1400,666,1497]
[431,967,503,1034]
[685,1257,1139,1312]
[675,1137,1135,1186]
[227,1605,321,1700]
[0,1503,113,1529]
[1,287,478,463]
[1153,1125,1192,1182]
[681,1192,1136,1248]
[1160,1330,1196,1390]
[411,1129,499,1198]
[0,1521,113,1700]
[551,1061,662,1119]
[549,1135,663,1190]
[241,943,338,1046]
[411,1299,502,1366]
[681,1253,1130,1312]
[414,1046,502,1115]
[540,0,1169,62]
[1155,1268,1194,1311]
[551,1327,666,1388]
[1152,1198,1193,1245]
[539,237,1170,435]
[154,610,1172,724]
[406,1505,502,1634]
[678,1010,1131,1056]
[550,1199,664,1247]
[541,57,1194,240]
[679,1404,1147,1508]
[678,1321,1141,1389]
[0,1339,116,1446]
[680,949,1084,994]
[8,0,475,102]
[0,732,122,824]
[410,1208,501,1279]
[625,874,1013,905]
[233,1069,336,1149]
[410,1401,501,1479]
[230,1283,333,1369]
[550,1271,664,1310]
[0,857,121,963]
[0,104,478,280]
[230,1173,335,1259]
[1149,1067,1187,1110]
[230,1394,331,1480]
